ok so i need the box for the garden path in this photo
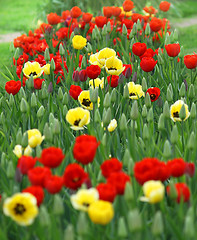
[173,16,197,28]
[0,32,21,44]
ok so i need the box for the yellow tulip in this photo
[23,61,43,79]
[108,119,117,132]
[42,64,50,75]
[170,100,190,122]
[89,77,104,89]
[96,48,116,67]
[72,35,87,50]
[127,82,145,99]
[27,129,45,148]
[105,56,125,76]
[78,90,100,110]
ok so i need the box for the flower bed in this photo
[0,1,197,239]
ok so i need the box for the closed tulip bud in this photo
[179,104,186,120]
[145,93,151,108]
[165,32,170,45]
[7,161,15,179]
[58,87,63,100]
[173,29,178,41]
[129,38,135,48]
[101,133,107,147]
[0,112,5,124]
[53,194,64,215]
[77,212,89,235]
[53,119,61,134]
[129,28,135,39]
[70,32,74,42]
[92,29,96,40]
[37,105,45,118]
[102,25,107,36]
[163,140,171,158]
[167,181,177,200]
[166,88,173,102]
[158,113,165,131]
[26,75,34,89]
[120,113,127,131]
[50,58,56,71]
[190,103,196,118]
[20,98,28,113]
[1,152,7,168]
[89,87,98,103]
[142,77,147,92]
[151,211,164,236]
[103,92,111,108]
[49,113,55,125]
[81,56,87,69]
[128,156,135,175]
[36,145,42,158]
[136,19,141,31]
[16,128,22,144]
[111,88,116,103]
[187,132,195,150]
[171,125,179,144]
[184,216,195,238]
[179,82,186,97]
[130,101,139,120]
[145,23,150,35]
[107,21,111,33]
[123,84,130,99]
[138,137,145,151]
[188,84,195,99]
[10,42,15,54]
[64,224,75,240]
[19,87,26,100]
[72,70,79,82]
[59,44,65,56]
[14,47,20,60]
[122,148,131,166]
[128,209,142,232]
[95,109,101,123]
[124,182,134,202]
[86,42,92,53]
[9,94,14,107]
[158,54,164,65]
[39,206,50,227]
[118,217,127,238]
[103,108,111,126]
[43,123,52,142]
[143,124,149,140]
[147,107,153,122]
[122,24,128,35]
[41,86,48,100]
[142,105,147,118]
[21,132,28,148]
[63,105,68,117]
[62,92,68,105]
[31,93,37,108]
[163,101,170,118]
[44,48,50,61]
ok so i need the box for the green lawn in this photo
[176,0,197,18]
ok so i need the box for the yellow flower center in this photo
[14,203,26,215]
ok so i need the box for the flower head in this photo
[23,62,43,79]
[89,52,103,68]
[127,82,145,99]
[140,180,165,204]
[42,64,50,75]
[86,65,101,79]
[167,183,190,203]
[89,77,104,89]
[78,90,100,110]
[107,119,117,132]
[3,193,38,226]
[105,56,125,76]
[27,129,45,148]
[96,48,116,67]
[88,200,114,225]
[72,35,87,50]
[146,87,160,102]
[5,80,21,95]
[170,100,190,122]
[66,107,90,130]
[165,43,180,57]
[159,1,171,12]
[71,188,99,211]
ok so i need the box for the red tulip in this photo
[82,12,93,23]
[22,186,44,206]
[150,17,163,32]
[5,80,21,95]
[159,1,171,12]
[103,7,113,18]
[167,183,190,203]
[47,13,61,25]
[146,87,160,102]
[70,6,82,18]
[123,0,135,12]
[184,54,197,69]
[95,16,107,28]
[132,42,147,56]
[86,65,101,79]
[165,43,180,57]
[140,57,157,72]
[69,85,82,100]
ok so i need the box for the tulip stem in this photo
[181,122,184,153]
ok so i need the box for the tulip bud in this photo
[1,152,7,168]
[7,161,15,179]
[58,87,63,101]
[145,23,150,36]
[50,58,56,71]
[41,86,48,100]
[16,128,23,144]
[151,211,164,236]
[179,82,186,97]
[128,209,142,232]
[158,113,165,131]
[188,84,195,99]
[165,32,170,45]
[124,182,134,202]
[77,212,89,235]
[21,132,28,148]
[101,133,107,147]
[163,101,170,118]
[37,105,45,118]
[20,98,28,113]
[49,113,55,125]
[128,156,134,175]
[125,67,132,79]
[187,132,195,150]
[103,108,111,126]
[147,107,153,122]
[53,194,64,215]
[118,73,125,84]
[72,70,79,82]
[122,148,131,166]
[102,25,107,36]
[137,19,141,31]
[171,125,179,144]
[107,21,111,33]
[0,112,5,124]
[111,88,116,103]
[142,77,147,92]
[62,92,68,105]
[168,181,177,200]
[9,94,14,108]
[123,84,130,99]
[63,105,68,117]
[31,93,37,108]
[39,206,50,227]
[129,38,135,48]
[190,103,196,118]
[86,42,92,53]
[130,101,139,120]
[89,87,98,104]
[143,124,149,140]
[179,104,186,120]
[44,48,50,61]
[122,24,127,35]
[64,224,75,240]
[14,47,20,60]
[145,93,151,108]
[142,105,147,118]
[92,29,96,40]
[158,54,164,65]
[163,140,172,158]
[184,216,195,238]
[120,114,127,131]
[59,44,65,56]
[103,92,111,108]
[166,87,173,102]
[118,217,127,238]
[70,32,74,42]
[48,82,53,93]
[43,123,52,142]
[36,145,42,158]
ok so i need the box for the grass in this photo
[175,0,197,18]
